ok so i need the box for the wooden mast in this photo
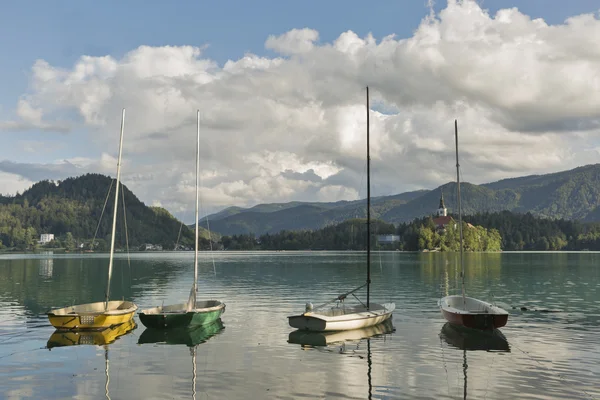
[105,109,125,311]
[366,87,371,309]
[454,119,466,310]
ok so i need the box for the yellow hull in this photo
[47,319,137,348]
[47,300,137,331]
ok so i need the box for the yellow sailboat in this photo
[46,109,137,331]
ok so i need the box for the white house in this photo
[376,234,400,244]
[39,233,54,244]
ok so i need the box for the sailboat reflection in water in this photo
[47,319,137,348]
[439,322,510,399]
[288,319,395,399]
[138,319,225,399]
[46,319,137,399]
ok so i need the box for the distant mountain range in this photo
[199,164,600,236]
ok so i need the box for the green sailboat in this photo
[139,110,225,329]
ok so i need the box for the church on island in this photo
[431,191,473,232]
[432,191,452,231]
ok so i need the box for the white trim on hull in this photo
[139,300,224,315]
[288,302,395,332]
[439,295,507,316]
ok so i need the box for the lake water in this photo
[1,251,599,399]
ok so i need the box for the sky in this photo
[1,0,600,222]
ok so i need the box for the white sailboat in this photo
[438,120,509,331]
[288,87,395,332]
[139,110,225,329]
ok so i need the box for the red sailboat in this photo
[438,120,509,331]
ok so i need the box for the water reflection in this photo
[288,319,395,347]
[439,323,510,353]
[137,319,225,347]
[38,257,54,278]
[137,319,225,400]
[47,319,137,348]
[46,320,136,400]
[288,319,395,399]
[440,323,510,399]
[2,252,599,399]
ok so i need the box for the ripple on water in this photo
[0,251,599,399]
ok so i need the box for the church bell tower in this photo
[437,190,447,217]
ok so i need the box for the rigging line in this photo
[91,179,114,250]
[174,220,184,251]
[311,283,368,311]
[202,201,217,277]
[199,167,217,277]
[351,293,366,308]
[121,181,132,296]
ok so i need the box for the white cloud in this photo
[2,0,600,219]
[0,172,34,196]
[265,28,319,55]
[0,99,70,132]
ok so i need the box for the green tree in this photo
[64,232,75,251]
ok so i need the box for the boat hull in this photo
[288,302,395,332]
[440,295,508,331]
[138,301,225,329]
[47,301,137,331]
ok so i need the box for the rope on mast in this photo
[308,283,368,312]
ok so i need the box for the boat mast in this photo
[105,108,125,311]
[454,119,466,310]
[366,86,371,310]
[194,110,200,304]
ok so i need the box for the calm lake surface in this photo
[1,251,599,399]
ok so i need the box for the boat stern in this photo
[288,313,327,332]
[461,313,508,330]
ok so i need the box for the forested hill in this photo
[0,173,202,250]
[200,163,600,235]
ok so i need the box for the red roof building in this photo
[432,215,453,229]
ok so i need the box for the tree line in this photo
[216,211,600,251]
[217,217,501,251]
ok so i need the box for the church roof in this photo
[433,215,452,227]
